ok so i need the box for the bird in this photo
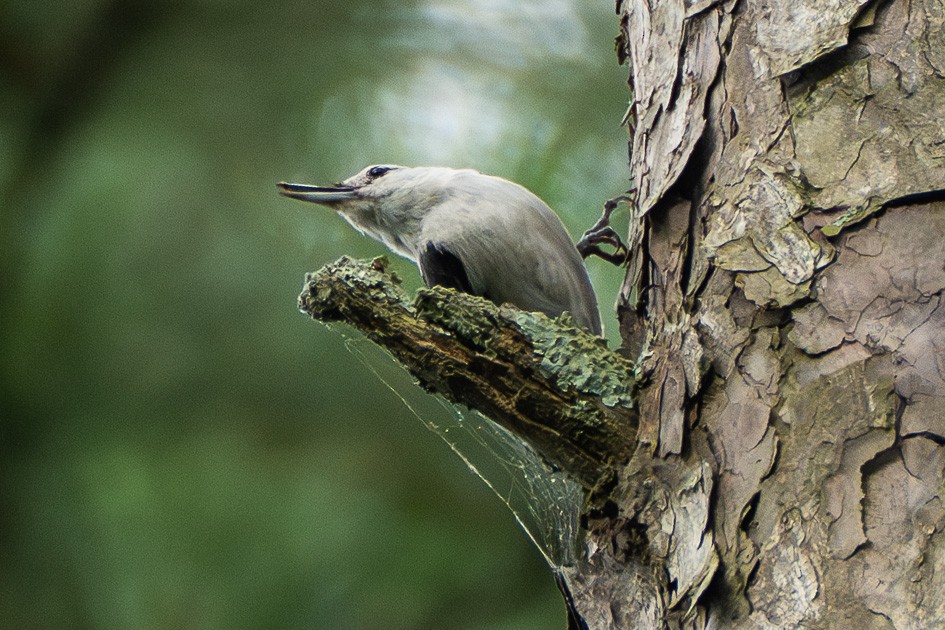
[278,165,602,335]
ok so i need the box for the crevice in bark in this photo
[903,431,945,447]
[784,43,874,94]
[883,187,945,209]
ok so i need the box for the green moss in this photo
[507,310,636,409]
[300,256,412,318]
[414,283,636,409]
[311,257,637,411]
[822,208,875,236]
[413,287,501,352]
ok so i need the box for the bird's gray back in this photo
[418,172,601,334]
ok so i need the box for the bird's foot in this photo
[577,226,628,264]
[577,194,632,265]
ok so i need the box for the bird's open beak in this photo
[277,182,357,205]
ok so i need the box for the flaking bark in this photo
[613,0,945,626]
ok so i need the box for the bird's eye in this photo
[368,166,393,178]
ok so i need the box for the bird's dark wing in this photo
[418,241,475,294]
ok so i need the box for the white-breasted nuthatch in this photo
[278,165,602,335]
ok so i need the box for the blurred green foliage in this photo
[0,0,630,627]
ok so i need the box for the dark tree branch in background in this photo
[1,1,171,180]
[0,1,174,342]
[297,256,639,490]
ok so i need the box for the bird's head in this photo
[278,165,460,258]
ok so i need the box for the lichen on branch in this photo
[297,255,639,489]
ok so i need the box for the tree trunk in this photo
[603,0,945,626]
[299,0,945,627]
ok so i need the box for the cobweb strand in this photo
[339,331,583,568]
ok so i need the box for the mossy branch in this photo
[297,256,639,489]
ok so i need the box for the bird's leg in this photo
[577,194,632,265]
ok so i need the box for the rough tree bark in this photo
[607,0,945,626]
[299,0,945,627]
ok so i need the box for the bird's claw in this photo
[577,226,629,264]
[577,194,632,265]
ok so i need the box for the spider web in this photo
[338,329,584,568]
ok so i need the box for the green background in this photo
[0,1,630,627]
